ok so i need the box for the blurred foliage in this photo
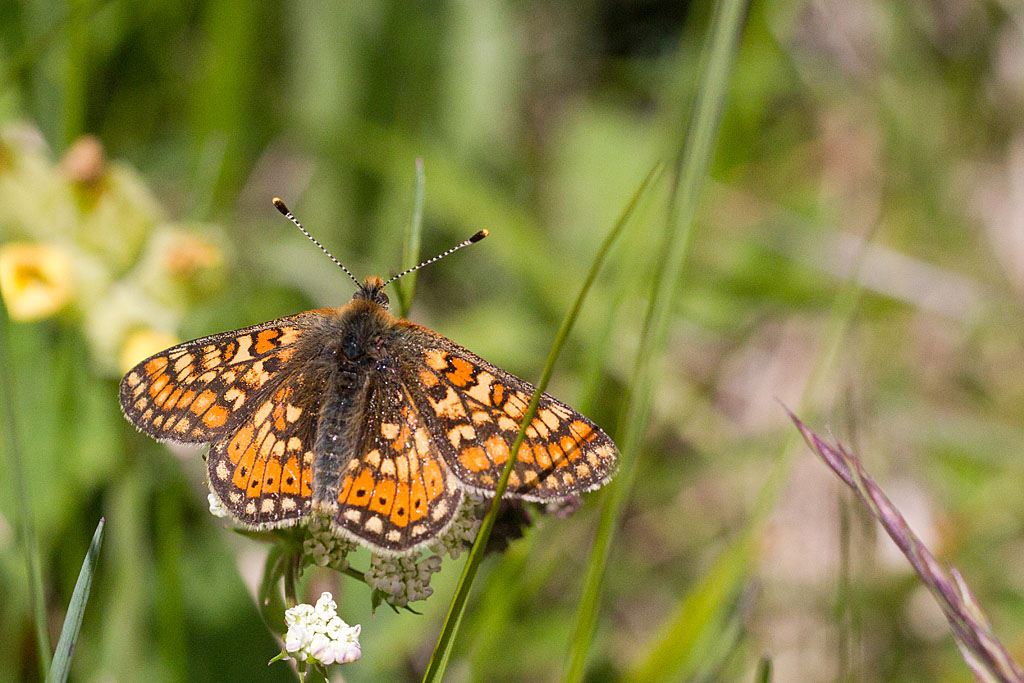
[2,0,1024,681]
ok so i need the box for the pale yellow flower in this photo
[0,242,74,320]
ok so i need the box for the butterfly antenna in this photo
[383,229,489,288]
[272,197,361,288]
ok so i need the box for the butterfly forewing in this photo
[398,324,618,501]
[119,314,320,443]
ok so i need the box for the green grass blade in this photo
[47,517,105,683]
[565,1,751,680]
[0,301,52,678]
[396,157,427,319]
[421,163,663,683]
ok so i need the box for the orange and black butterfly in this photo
[119,199,618,555]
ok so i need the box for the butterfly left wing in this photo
[207,371,321,528]
[397,324,619,501]
[119,314,320,443]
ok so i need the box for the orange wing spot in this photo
[516,442,535,464]
[203,404,230,429]
[282,457,301,494]
[176,389,196,408]
[459,446,490,472]
[232,443,257,491]
[254,328,280,354]
[273,403,288,431]
[368,478,396,515]
[347,469,376,507]
[191,389,217,415]
[247,458,267,497]
[337,474,354,503]
[445,357,474,387]
[491,383,504,406]
[423,458,445,500]
[409,479,428,522]
[273,385,293,402]
[144,357,168,375]
[228,425,255,464]
[484,435,509,466]
[154,384,174,407]
[262,458,282,494]
[549,443,568,467]
[428,386,467,419]
[425,349,449,371]
[300,463,313,497]
[165,387,184,409]
[533,443,552,468]
[391,424,411,452]
[419,368,440,387]
[571,420,595,442]
[148,374,169,398]
[560,436,580,461]
[390,482,411,528]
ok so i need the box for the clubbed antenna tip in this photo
[470,229,489,243]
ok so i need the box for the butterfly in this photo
[119,199,618,555]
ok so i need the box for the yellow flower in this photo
[0,242,74,320]
[119,327,178,374]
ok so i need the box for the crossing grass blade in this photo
[421,162,664,683]
[395,157,427,319]
[564,0,751,679]
[47,518,105,683]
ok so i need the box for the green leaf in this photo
[47,517,105,683]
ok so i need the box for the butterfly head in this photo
[353,275,389,309]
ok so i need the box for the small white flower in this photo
[279,592,361,670]
[207,491,229,518]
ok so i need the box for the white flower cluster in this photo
[303,515,355,569]
[283,592,361,667]
[365,553,442,607]
[430,495,484,560]
[207,491,229,518]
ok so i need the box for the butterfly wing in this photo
[319,366,464,554]
[207,370,322,527]
[120,310,340,528]
[397,324,619,501]
[119,313,323,443]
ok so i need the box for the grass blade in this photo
[0,300,52,678]
[47,517,105,683]
[395,157,426,318]
[421,163,663,682]
[565,1,750,679]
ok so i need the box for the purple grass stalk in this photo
[785,406,1024,683]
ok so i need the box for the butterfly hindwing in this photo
[323,369,463,554]
[398,324,619,501]
[119,313,319,444]
[206,368,323,527]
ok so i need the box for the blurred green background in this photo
[3,1,1024,681]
